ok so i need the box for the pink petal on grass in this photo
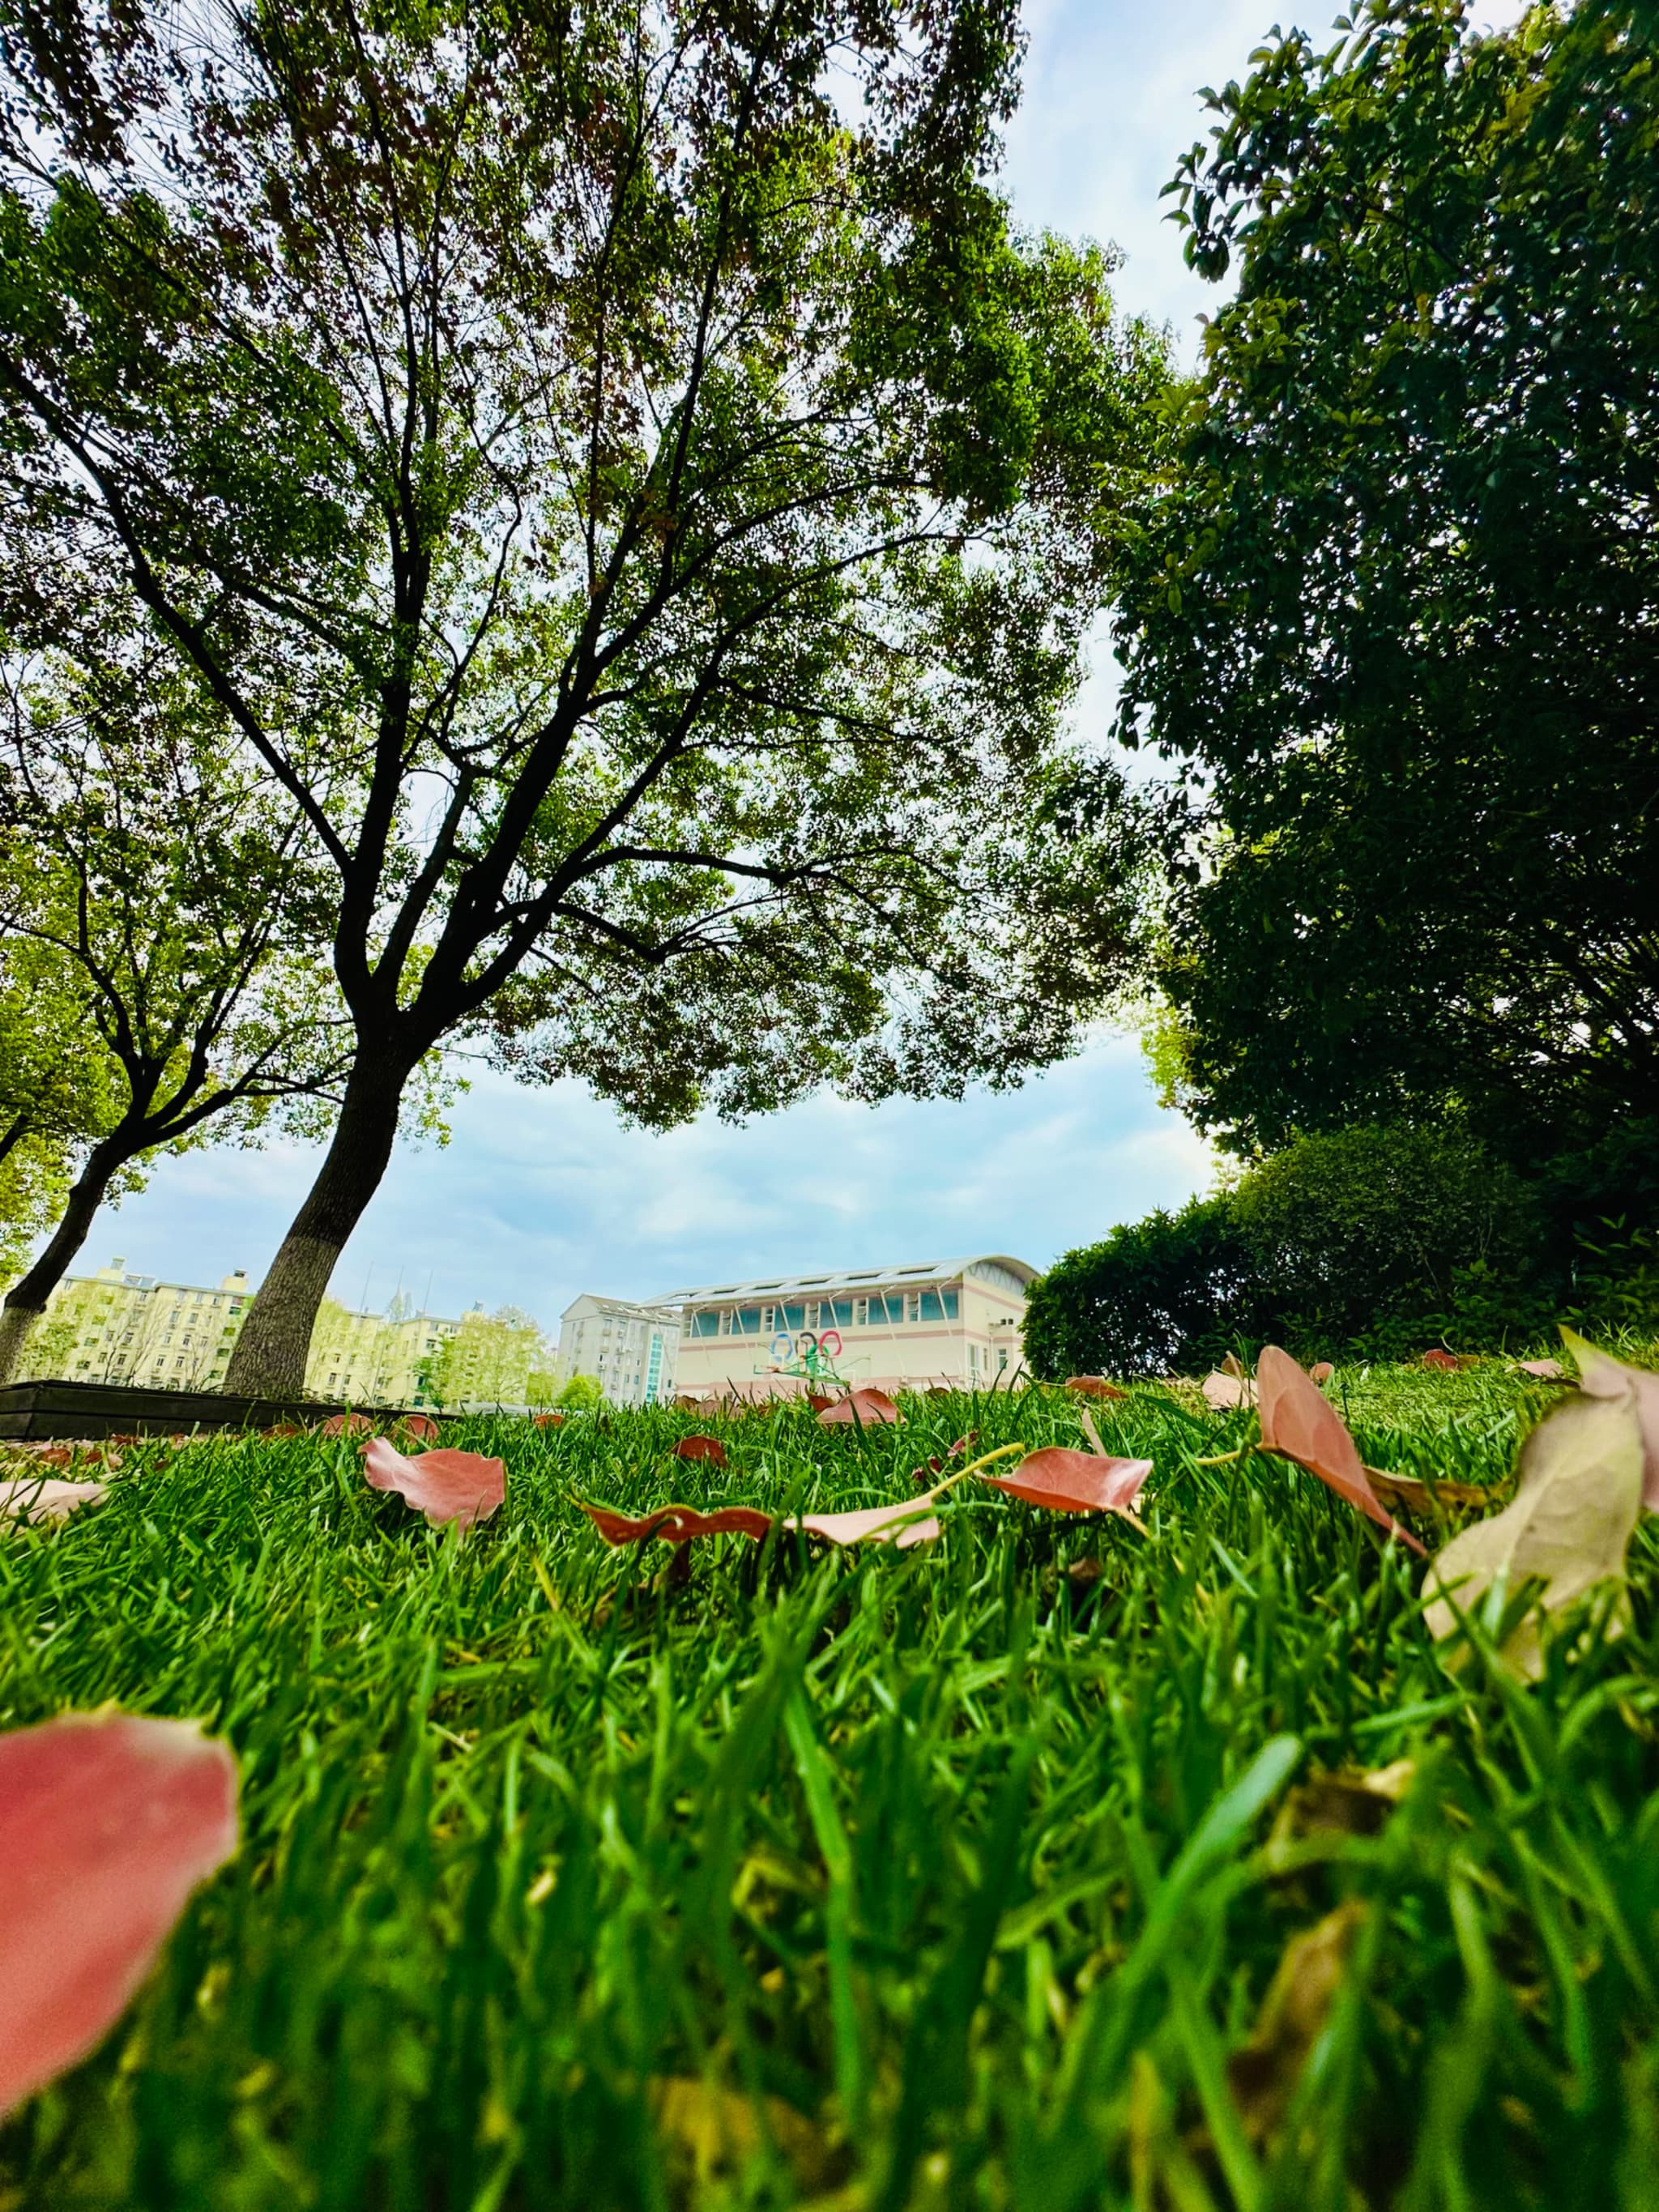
[361,1439,505,1530]
[1563,1328,1659,1511]
[578,1501,773,1546]
[986,1447,1153,1516]
[1,1478,108,1525]
[817,1388,901,1427]
[532,1413,565,1429]
[321,1412,373,1438]
[0,1712,238,2117]
[1309,1362,1335,1385]
[1516,1357,1567,1383]
[673,1435,727,1468]
[1064,1376,1129,1401]
[399,1413,441,1443]
[795,1500,941,1548]
[1256,1346,1427,1555]
[1202,1371,1249,1410]
[1421,1349,1460,1372]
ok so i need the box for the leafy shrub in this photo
[1022,1195,1263,1379]
[1233,1125,1543,1349]
[1027,1125,1559,1375]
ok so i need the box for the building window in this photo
[943,1290,960,1320]
[998,1349,1009,1371]
[919,1293,944,1323]
[906,1294,922,1323]
[853,1298,868,1327]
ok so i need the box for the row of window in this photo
[688,1290,961,1340]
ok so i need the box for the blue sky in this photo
[89,0,1517,1328]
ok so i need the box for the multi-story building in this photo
[19,1258,460,1406]
[658,1255,1035,1397]
[554,1294,680,1406]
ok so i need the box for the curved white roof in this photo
[655,1255,1038,1304]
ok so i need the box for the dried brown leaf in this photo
[1256,1347,1427,1555]
[1228,1902,1367,2144]
[1425,1390,1644,1677]
[1562,1328,1659,1509]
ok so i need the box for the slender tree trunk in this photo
[220,1055,412,1400]
[0,1138,125,1386]
[0,1111,32,1169]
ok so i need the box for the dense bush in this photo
[1022,1194,1261,1380]
[1231,1125,1541,1345]
[1022,1123,1640,1378]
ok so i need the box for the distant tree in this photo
[0,647,355,1380]
[553,1374,604,1414]
[0,0,1165,1399]
[1115,0,1659,1166]
[420,1308,551,1409]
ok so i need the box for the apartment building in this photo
[22,1258,460,1406]
[554,1294,680,1407]
[659,1255,1035,1396]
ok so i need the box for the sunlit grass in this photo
[2,1369,1657,2209]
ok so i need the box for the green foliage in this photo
[1233,1125,1542,1347]
[419,1309,552,1410]
[1023,1193,1257,1379]
[0,0,1171,1392]
[553,1373,604,1413]
[1026,1126,1558,1377]
[4,1379,1659,2205]
[1116,0,1659,1163]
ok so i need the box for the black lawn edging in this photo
[0,1377,458,1443]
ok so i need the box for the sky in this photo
[84,0,1520,1331]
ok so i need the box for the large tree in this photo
[0,0,1164,1397]
[0,645,354,1380]
[1113,0,1659,1161]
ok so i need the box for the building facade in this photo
[21,1258,460,1406]
[659,1255,1035,1397]
[554,1294,680,1407]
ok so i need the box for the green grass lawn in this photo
[3,1368,1659,2211]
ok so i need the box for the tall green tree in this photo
[0,0,1166,1398]
[0,646,355,1380]
[1115,0,1659,1162]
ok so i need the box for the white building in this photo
[555,1294,680,1406]
[657,1256,1036,1397]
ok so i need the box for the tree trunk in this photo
[220,1056,412,1400]
[0,1138,126,1386]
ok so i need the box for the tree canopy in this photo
[0,641,354,1377]
[0,0,1166,1396]
[1114,0,1659,1163]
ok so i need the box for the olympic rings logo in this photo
[770,1328,842,1365]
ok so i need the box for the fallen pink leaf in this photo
[1203,1370,1249,1410]
[1064,1376,1129,1400]
[796,1500,940,1548]
[817,1388,901,1427]
[321,1412,373,1438]
[1516,1357,1567,1382]
[0,1477,109,1526]
[673,1434,727,1468]
[985,1447,1152,1517]
[532,1412,565,1429]
[361,1439,505,1531]
[1256,1347,1427,1555]
[399,1413,441,1443]
[1309,1362,1335,1384]
[578,1500,773,1546]
[1421,1349,1460,1372]
[0,1712,238,2117]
